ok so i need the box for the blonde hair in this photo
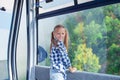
[50,24,69,51]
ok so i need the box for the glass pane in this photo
[77,0,94,4]
[39,0,74,14]
[0,0,14,80]
[38,3,120,76]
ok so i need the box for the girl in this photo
[50,24,76,80]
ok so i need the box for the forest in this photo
[63,3,120,75]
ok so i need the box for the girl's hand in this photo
[69,67,77,73]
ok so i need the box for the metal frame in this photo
[35,0,39,65]
[7,0,24,80]
[26,0,38,79]
[26,0,31,80]
[37,0,120,19]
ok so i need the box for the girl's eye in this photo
[57,33,60,35]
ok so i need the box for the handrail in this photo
[7,0,24,80]
[35,66,120,80]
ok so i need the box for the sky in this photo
[0,0,13,29]
[0,11,11,29]
[0,11,11,60]
[0,0,13,60]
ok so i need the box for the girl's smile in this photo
[53,27,66,41]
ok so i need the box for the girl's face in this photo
[53,27,66,41]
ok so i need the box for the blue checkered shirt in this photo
[50,41,71,79]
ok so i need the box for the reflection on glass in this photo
[38,3,120,76]
[39,0,74,14]
[0,0,14,79]
[77,0,93,4]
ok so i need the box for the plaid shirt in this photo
[50,41,71,79]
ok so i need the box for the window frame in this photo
[36,0,120,19]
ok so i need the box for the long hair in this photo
[50,24,69,51]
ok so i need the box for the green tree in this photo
[64,15,79,63]
[84,21,103,47]
[104,16,120,47]
[107,44,120,75]
[84,21,107,64]
[103,5,120,75]
[73,44,101,72]
[73,22,85,44]
[63,3,120,75]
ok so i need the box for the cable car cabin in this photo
[0,0,120,80]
